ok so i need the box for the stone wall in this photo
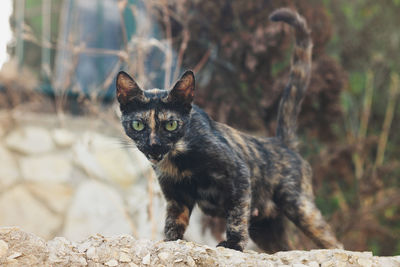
[0,111,214,245]
[1,111,399,266]
[1,227,399,267]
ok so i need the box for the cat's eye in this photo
[132,120,145,131]
[165,120,178,131]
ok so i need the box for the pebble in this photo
[0,240,9,257]
[142,253,151,265]
[334,252,348,262]
[104,259,119,266]
[119,252,131,263]
[158,252,170,262]
[358,257,372,267]
[75,256,87,265]
[307,261,320,267]
[186,256,196,267]
[321,260,336,267]
[7,252,22,260]
[86,247,96,260]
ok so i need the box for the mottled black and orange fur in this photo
[116,8,342,252]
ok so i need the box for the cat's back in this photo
[187,106,304,175]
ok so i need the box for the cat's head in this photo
[116,70,195,164]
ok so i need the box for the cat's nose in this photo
[149,144,162,154]
[149,134,161,146]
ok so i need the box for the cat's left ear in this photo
[168,70,195,107]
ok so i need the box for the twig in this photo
[117,0,129,52]
[102,59,122,91]
[359,70,374,140]
[41,0,52,78]
[193,49,211,73]
[375,73,399,167]
[146,171,157,240]
[160,0,173,88]
[173,27,190,81]
[15,0,25,70]
[354,70,374,180]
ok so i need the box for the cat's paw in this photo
[217,240,243,252]
[164,227,184,241]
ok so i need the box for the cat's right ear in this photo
[116,71,144,104]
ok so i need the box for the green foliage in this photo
[315,193,340,219]
[317,0,400,256]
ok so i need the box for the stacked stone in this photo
[1,227,400,266]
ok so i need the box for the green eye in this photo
[165,120,178,131]
[132,120,145,131]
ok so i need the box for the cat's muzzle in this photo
[144,144,168,164]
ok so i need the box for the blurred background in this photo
[0,0,399,256]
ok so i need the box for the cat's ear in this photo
[168,70,195,106]
[116,71,144,104]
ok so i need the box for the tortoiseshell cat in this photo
[116,8,342,252]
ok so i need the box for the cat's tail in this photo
[270,8,312,151]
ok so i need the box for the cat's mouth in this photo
[147,153,165,164]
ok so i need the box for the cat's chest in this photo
[154,155,192,179]
[155,153,228,217]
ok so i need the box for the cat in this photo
[115,8,342,252]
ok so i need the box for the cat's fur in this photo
[116,8,342,252]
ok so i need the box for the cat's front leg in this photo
[217,193,251,251]
[158,175,195,241]
[164,199,194,241]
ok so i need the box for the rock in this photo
[334,251,348,262]
[94,145,151,188]
[20,154,72,183]
[52,128,75,148]
[105,259,118,266]
[72,136,106,180]
[0,186,62,240]
[1,227,400,267]
[321,261,336,267]
[86,247,97,260]
[72,131,151,187]
[142,253,151,265]
[158,252,170,262]
[0,240,8,258]
[0,145,19,187]
[186,256,196,266]
[307,261,320,267]
[7,252,22,260]
[5,126,54,155]
[25,183,73,214]
[63,180,133,241]
[119,252,131,262]
[358,257,372,267]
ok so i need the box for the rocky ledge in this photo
[0,227,399,267]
